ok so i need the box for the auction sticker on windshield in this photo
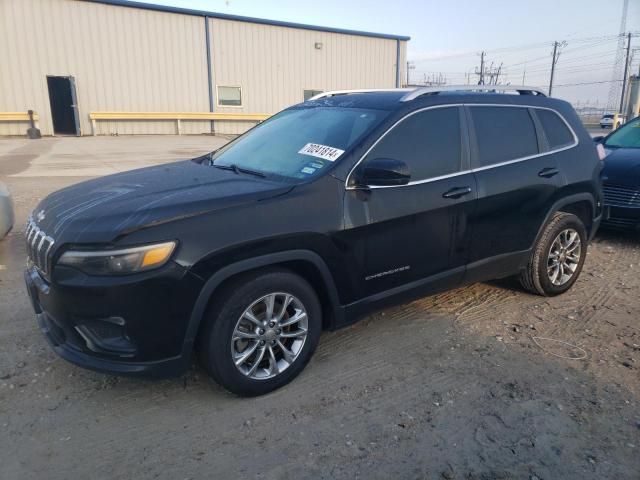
[298,143,345,162]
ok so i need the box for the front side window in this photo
[471,106,539,166]
[210,107,388,181]
[360,107,462,182]
[604,117,640,149]
[217,86,242,106]
[536,109,575,150]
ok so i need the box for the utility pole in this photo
[406,61,415,86]
[619,32,632,113]
[607,0,629,110]
[476,51,486,85]
[548,41,566,96]
[491,62,503,85]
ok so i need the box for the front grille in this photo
[25,216,55,276]
[603,184,640,208]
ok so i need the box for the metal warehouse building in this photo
[0,0,409,137]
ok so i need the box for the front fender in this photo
[180,249,344,360]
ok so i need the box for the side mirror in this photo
[355,158,410,187]
[593,136,605,143]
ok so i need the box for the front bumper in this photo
[24,263,203,378]
[601,205,640,231]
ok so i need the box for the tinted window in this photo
[537,109,574,149]
[471,107,538,166]
[362,107,461,181]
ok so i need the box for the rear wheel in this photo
[519,212,588,296]
[197,269,322,396]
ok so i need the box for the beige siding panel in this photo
[0,0,211,136]
[208,18,399,134]
[399,41,408,87]
[1,0,407,136]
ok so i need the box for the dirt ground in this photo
[1,136,639,480]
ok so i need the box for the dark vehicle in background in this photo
[597,116,640,231]
[24,85,603,396]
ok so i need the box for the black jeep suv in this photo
[24,86,603,396]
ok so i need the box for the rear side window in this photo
[363,107,461,181]
[470,106,538,166]
[536,109,575,150]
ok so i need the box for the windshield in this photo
[210,107,388,181]
[604,117,640,149]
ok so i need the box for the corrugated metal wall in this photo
[0,0,408,136]
[0,0,210,136]
[209,18,406,134]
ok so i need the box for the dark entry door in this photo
[47,76,80,135]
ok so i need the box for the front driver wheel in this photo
[519,212,588,296]
[197,269,322,396]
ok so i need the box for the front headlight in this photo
[58,241,176,275]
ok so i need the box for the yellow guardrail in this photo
[0,112,39,122]
[89,111,271,135]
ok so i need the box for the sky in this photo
[144,0,639,109]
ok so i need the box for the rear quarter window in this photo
[470,106,539,167]
[536,109,575,150]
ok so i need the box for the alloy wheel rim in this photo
[231,292,308,380]
[547,228,582,286]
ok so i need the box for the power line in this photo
[554,79,623,87]
[506,50,618,71]
[413,61,618,77]
[410,33,633,63]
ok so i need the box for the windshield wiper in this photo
[213,163,266,178]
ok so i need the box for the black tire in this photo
[197,269,322,396]
[519,212,588,296]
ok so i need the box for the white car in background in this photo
[0,181,14,239]
[600,113,626,129]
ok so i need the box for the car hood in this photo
[602,148,640,187]
[31,157,293,244]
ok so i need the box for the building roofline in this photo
[81,0,411,41]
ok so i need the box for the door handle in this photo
[442,186,472,199]
[538,167,559,178]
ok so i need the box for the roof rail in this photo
[400,85,546,101]
[308,89,412,101]
[307,85,547,103]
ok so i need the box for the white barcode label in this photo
[298,143,345,162]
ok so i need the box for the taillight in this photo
[596,143,607,161]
